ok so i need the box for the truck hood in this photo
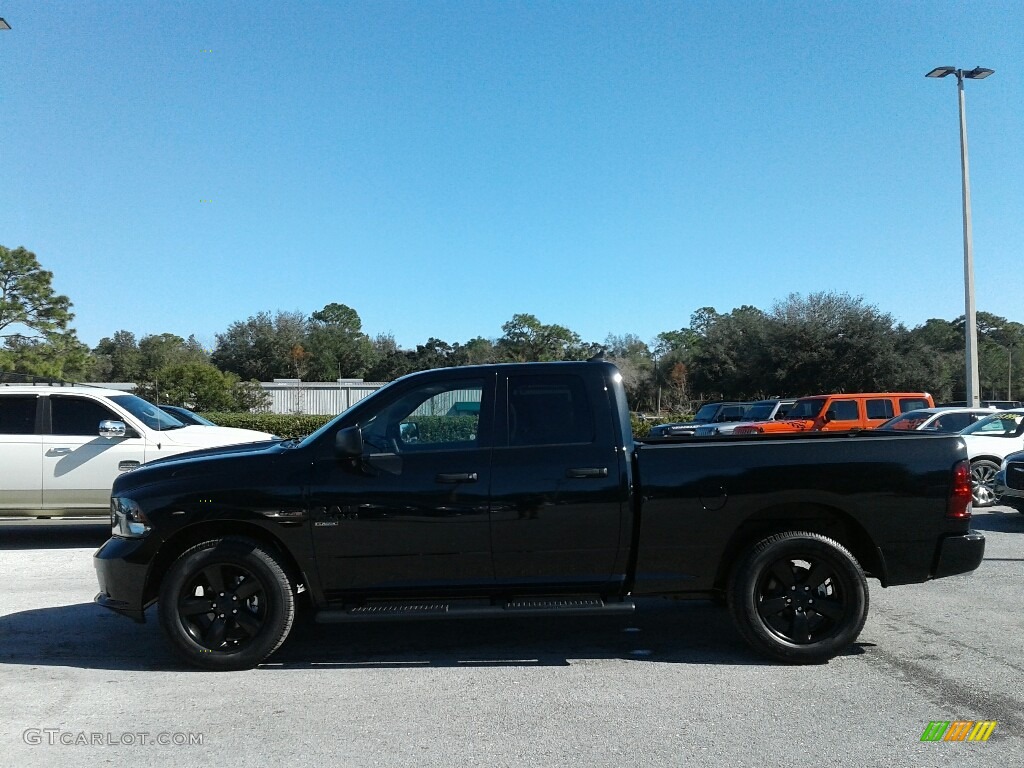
[113,439,289,495]
[152,425,277,448]
[143,438,285,468]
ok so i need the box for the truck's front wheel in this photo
[158,538,295,671]
[728,531,868,664]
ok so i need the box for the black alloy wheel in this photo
[159,538,295,671]
[728,531,868,664]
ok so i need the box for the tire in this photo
[158,538,295,671]
[728,531,868,664]
[970,459,1001,508]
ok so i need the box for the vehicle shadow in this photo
[0,520,110,550]
[969,508,1024,534]
[0,599,869,672]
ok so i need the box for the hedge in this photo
[404,415,478,443]
[202,412,334,440]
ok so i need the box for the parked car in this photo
[693,398,796,436]
[0,382,277,518]
[734,392,934,435]
[876,407,996,434]
[959,408,1024,506]
[647,401,754,437]
[994,449,1024,514]
[95,360,982,671]
[158,405,218,426]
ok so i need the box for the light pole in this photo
[926,65,994,407]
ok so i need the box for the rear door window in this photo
[865,399,894,420]
[507,374,595,446]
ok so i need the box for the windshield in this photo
[785,398,826,420]
[692,404,721,423]
[744,402,777,421]
[961,411,1024,437]
[878,411,932,430]
[110,394,187,431]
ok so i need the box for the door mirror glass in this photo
[99,420,127,438]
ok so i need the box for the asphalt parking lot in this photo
[1,511,1022,768]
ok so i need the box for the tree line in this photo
[2,244,1021,412]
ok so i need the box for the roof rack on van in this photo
[0,372,78,387]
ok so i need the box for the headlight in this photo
[111,497,151,537]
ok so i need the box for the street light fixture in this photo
[0,18,12,30]
[926,65,994,407]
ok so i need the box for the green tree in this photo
[0,245,73,342]
[496,314,590,362]
[92,330,143,381]
[1,333,93,380]
[364,333,413,382]
[136,362,269,412]
[212,310,306,381]
[304,302,374,380]
[0,245,94,380]
[604,333,653,409]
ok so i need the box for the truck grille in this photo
[1006,460,1024,491]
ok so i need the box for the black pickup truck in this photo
[94,361,984,670]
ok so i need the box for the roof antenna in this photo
[588,347,607,362]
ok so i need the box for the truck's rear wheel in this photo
[728,531,868,664]
[158,538,295,671]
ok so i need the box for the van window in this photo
[866,399,895,420]
[0,395,37,435]
[828,400,859,421]
[899,398,930,413]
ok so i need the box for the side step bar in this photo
[315,596,635,624]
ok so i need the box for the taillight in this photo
[947,459,973,519]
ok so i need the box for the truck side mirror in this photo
[823,410,836,423]
[335,426,364,457]
[99,420,127,438]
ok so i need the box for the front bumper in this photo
[93,536,156,623]
[995,467,1024,512]
[933,532,986,579]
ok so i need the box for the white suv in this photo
[0,382,276,518]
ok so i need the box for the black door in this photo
[489,371,628,590]
[308,373,495,598]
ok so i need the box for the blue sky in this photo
[1,1,1021,352]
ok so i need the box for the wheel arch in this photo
[712,503,884,592]
[970,455,1004,466]
[144,521,309,606]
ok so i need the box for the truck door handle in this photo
[435,472,478,484]
[566,467,609,478]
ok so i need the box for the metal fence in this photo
[88,380,387,416]
[261,379,386,415]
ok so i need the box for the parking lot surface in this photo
[2,511,1022,767]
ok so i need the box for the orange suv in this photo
[733,392,934,434]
